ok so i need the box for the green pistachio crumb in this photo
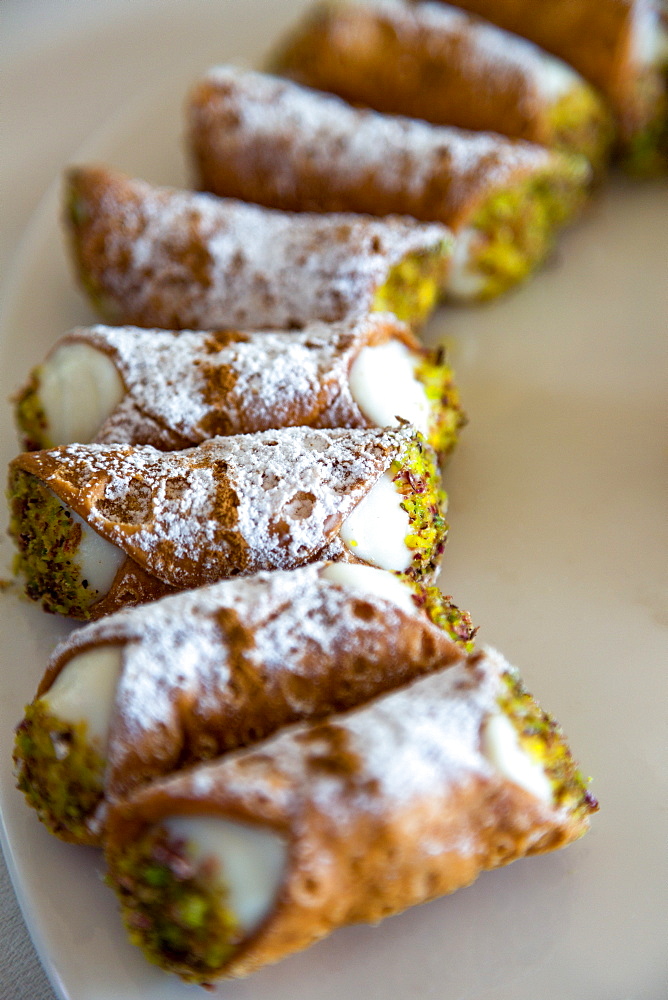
[372,245,450,326]
[498,669,598,822]
[8,467,100,618]
[391,433,447,581]
[469,163,588,300]
[110,825,241,984]
[14,700,106,841]
[547,85,616,175]
[415,348,467,459]
[408,581,477,651]
[15,371,53,451]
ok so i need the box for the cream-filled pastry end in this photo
[44,645,124,747]
[339,471,412,572]
[348,338,431,435]
[32,341,124,446]
[483,711,554,804]
[163,815,287,935]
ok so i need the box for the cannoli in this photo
[14,562,474,846]
[104,646,598,984]
[8,423,447,620]
[272,0,615,173]
[187,67,591,302]
[65,165,452,330]
[14,314,465,459]
[424,0,668,174]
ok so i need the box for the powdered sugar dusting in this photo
[272,649,501,810]
[192,65,559,222]
[174,647,539,828]
[63,317,394,446]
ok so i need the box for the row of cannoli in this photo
[274,0,668,176]
[6,1,605,988]
[13,562,596,984]
[63,62,593,321]
[9,292,466,622]
[14,563,473,845]
[7,314,599,987]
[9,316,459,619]
[186,65,590,302]
[44,4,667,350]
[271,0,617,172]
[13,45,593,617]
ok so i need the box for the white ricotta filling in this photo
[536,53,582,103]
[38,342,125,445]
[67,503,127,599]
[348,339,431,435]
[163,816,287,934]
[43,645,123,747]
[446,228,486,300]
[320,562,417,615]
[339,471,412,572]
[483,712,553,805]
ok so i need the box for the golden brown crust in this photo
[11,444,248,589]
[106,602,461,805]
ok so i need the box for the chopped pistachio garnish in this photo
[392,433,447,581]
[469,164,588,300]
[372,246,449,326]
[15,371,53,451]
[415,348,467,459]
[14,700,106,842]
[408,581,477,652]
[111,825,241,984]
[497,669,598,821]
[547,86,616,175]
[8,468,99,618]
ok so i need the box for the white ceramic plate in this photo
[1,4,667,999]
